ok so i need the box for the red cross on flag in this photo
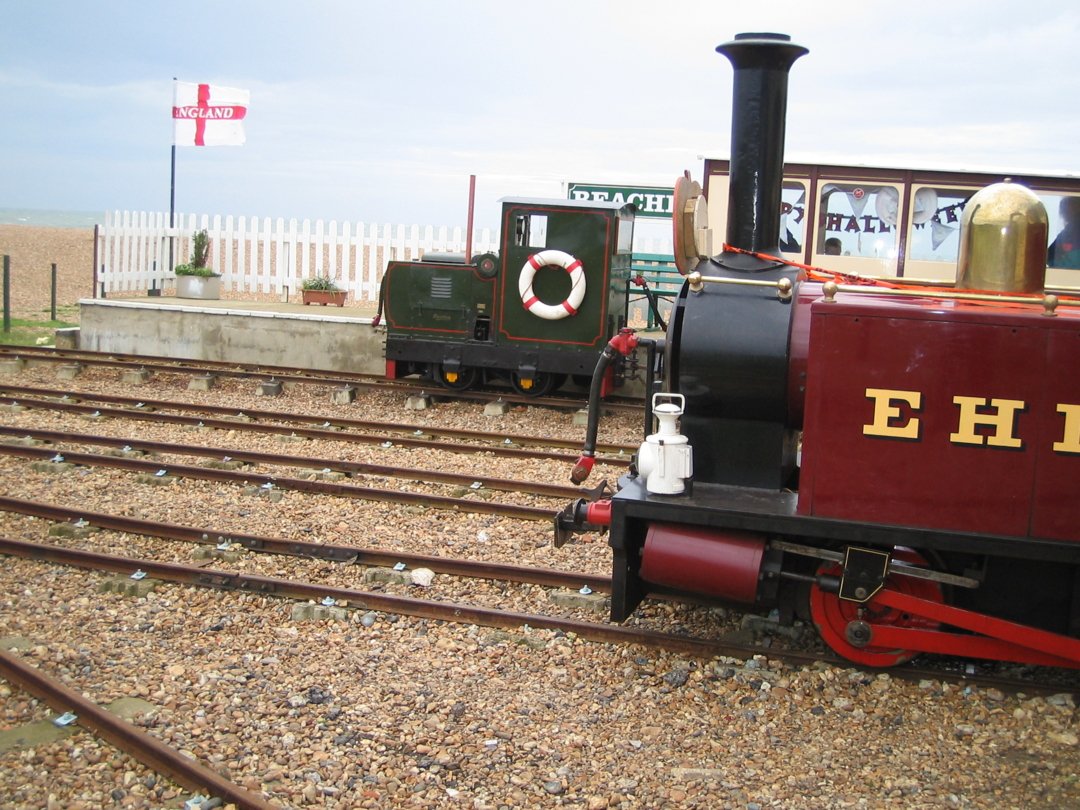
[172,81,249,147]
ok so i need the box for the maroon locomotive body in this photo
[799,293,1080,542]
[557,32,1080,670]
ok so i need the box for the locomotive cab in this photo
[379,197,635,396]
[495,198,636,395]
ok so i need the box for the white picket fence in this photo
[98,210,674,302]
[98,210,500,302]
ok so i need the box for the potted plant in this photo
[174,229,221,300]
[301,275,347,306]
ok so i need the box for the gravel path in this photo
[0,364,1078,809]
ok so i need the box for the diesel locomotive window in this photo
[815,182,901,259]
[905,186,974,263]
[617,216,634,254]
[515,214,548,249]
[780,181,807,254]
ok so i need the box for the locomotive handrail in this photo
[717,243,1080,310]
[686,267,1075,313]
[686,270,794,300]
[819,280,1068,314]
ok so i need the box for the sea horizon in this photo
[0,207,104,229]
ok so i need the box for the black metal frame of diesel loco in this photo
[608,476,1080,637]
[387,331,628,386]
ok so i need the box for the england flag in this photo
[172,81,249,147]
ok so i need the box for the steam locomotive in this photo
[376,197,644,397]
[557,32,1080,669]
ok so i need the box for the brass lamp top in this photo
[956,181,1048,293]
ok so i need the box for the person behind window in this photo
[824,237,842,255]
[1049,197,1080,269]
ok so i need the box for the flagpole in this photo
[168,77,177,274]
[169,144,176,272]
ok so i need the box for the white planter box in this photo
[176,276,221,300]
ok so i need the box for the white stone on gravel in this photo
[409,567,435,587]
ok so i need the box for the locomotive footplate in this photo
[612,477,1080,565]
[601,477,1080,668]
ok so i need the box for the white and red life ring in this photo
[518,250,586,320]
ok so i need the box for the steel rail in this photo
[0,443,557,522]
[1,536,1072,695]
[0,383,636,454]
[0,345,645,413]
[1,344,397,387]
[0,494,610,592]
[1,394,628,464]
[0,649,275,809]
[0,425,608,501]
[0,536,796,660]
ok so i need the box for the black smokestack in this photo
[716,33,807,261]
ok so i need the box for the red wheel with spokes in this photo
[808,548,944,667]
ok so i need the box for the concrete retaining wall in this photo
[78,300,386,375]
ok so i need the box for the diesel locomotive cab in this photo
[558,32,1080,670]
[379,197,636,397]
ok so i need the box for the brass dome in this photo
[956,181,1048,292]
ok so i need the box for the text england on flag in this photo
[172,81,249,147]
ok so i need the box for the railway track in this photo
[0,495,609,590]
[0,424,610,501]
[0,345,645,413]
[1,497,1073,698]
[0,535,825,663]
[0,650,274,809]
[0,383,636,455]
[0,392,631,464]
[0,440,562,522]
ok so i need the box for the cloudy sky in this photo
[1,1,1078,231]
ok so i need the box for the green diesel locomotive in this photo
[379,196,637,397]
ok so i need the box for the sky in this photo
[1,1,1078,233]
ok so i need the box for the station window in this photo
[815,182,901,259]
[780,181,807,255]
[905,187,974,263]
[1044,194,1080,270]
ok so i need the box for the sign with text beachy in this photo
[567,183,674,219]
[172,81,249,147]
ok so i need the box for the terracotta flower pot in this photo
[302,289,347,307]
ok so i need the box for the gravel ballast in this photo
[0,365,1078,809]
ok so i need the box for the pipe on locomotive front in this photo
[718,32,808,263]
